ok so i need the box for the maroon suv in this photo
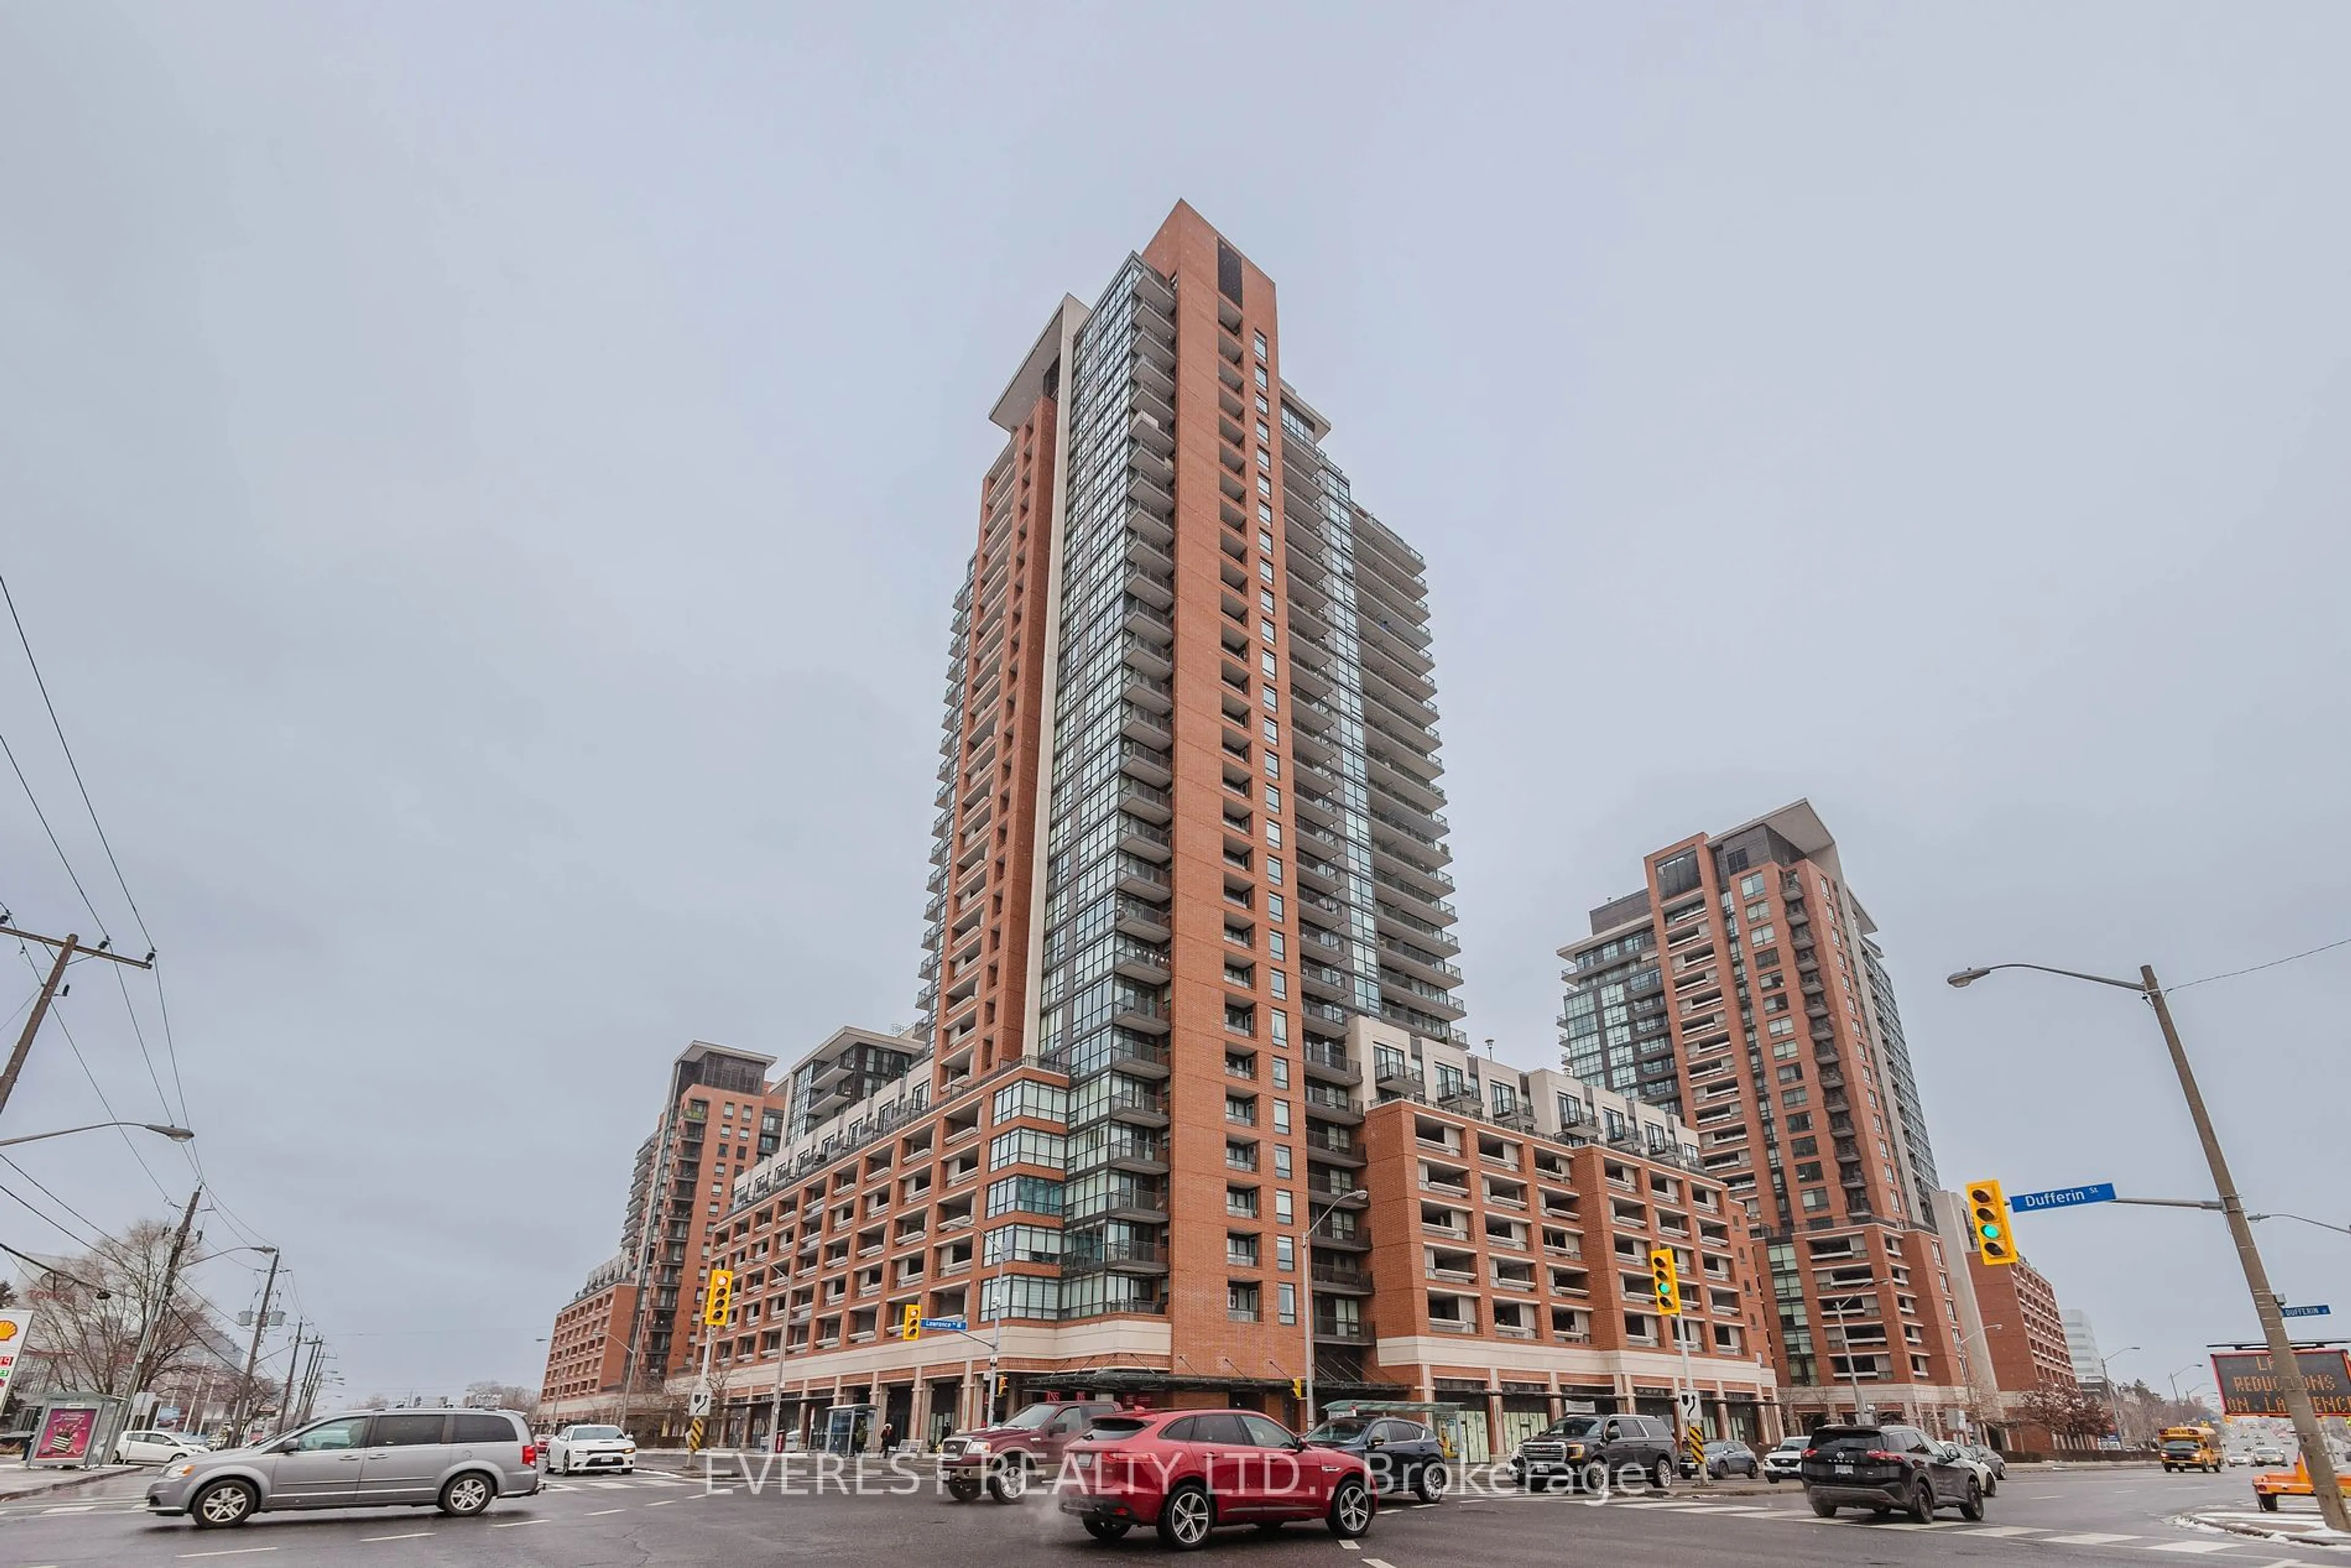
[1059,1408,1376,1550]
[940,1400,1119,1502]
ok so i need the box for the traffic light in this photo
[1649,1246,1682,1316]
[902,1304,923,1341]
[1967,1180,2018,1266]
[702,1267,734,1326]
[1291,1378,1305,1399]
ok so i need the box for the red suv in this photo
[1059,1408,1376,1550]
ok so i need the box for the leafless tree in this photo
[18,1218,228,1399]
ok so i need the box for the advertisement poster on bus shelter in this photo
[34,1405,97,1465]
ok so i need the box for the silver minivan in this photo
[146,1408,542,1528]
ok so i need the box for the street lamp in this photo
[0,1121,194,1149]
[2248,1212,2351,1239]
[1300,1189,1368,1432]
[2099,1348,2140,1450]
[1821,1286,1879,1422]
[1948,959,2351,1533]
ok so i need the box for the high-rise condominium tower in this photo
[913,201,1463,1367]
[1558,802,1969,1428]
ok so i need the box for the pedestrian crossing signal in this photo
[1967,1180,2018,1266]
[902,1304,922,1341]
[1649,1247,1682,1316]
[702,1267,734,1326]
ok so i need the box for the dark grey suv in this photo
[147,1409,541,1528]
[1510,1412,1678,1491]
[1798,1424,1984,1523]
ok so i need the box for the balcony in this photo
[1301,1043,1360,1085]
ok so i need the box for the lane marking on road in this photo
[488,1518,546,1528]
[39,1506,92,1515]
[1878,1521,1965,1531]
[584,1508,625,1517]
[645,1498,677,1506]
[1339,1543,1360,1553]
[2147,1544,2244,1555]
[1361,1559,1398,1568]
[177,1551,278,1560]
[2046,1533,2143,1545]
[2030,1491,2066,1498]
[358,1532,434,1542]
[1963,1525,2045,1537]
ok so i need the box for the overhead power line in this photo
[0,575,151,951]
[2173,934,2351,993]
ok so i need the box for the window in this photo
[1254,364,1269,389]
[993,1079,1067,1124]
[1739,872,1764,898]
[1226,1003,1256,1037]
[451,1412,517,1445]
[1275,1235,1294,1270]
[1253,330,1267,359]
[988,1128,1066,1169]
[293,1417,370,1452]
[984,1175,1063,1217]
[1275,1285,1297,1327]
[1270,1055,1289,1087]
[1775,1064,1804,1084]
[1264,784,1281,812]
[1261,649,1278,676]
[1228,1281,1262,1321]
[1557,1093,1584,1126]
[1491,1082,1518,1117]
[371,1413,448,1447]
[1227,1232,1260,1267]
[1265,857,1283,886]
[1274,1190,1294,1223]
[1272,1100,1291,1135]
[1273,1144,1292,1177]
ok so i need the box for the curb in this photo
[2181,1512,2351,1550]
[0,1465,143,1504]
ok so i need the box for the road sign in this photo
[921,1316,967,1332]
[2009,1183,2118,1213]
[688,1389,712,1418]
[2213,1349,2351,1416]
[2282,1304,2333,1319]
[1676,1389,1702,1426]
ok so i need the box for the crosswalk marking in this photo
[2046,1533,2144,1545]
[1965,1525,2045,1537]
[2148,1544,2243,1555]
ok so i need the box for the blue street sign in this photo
[2009,1183,2118,1214]
[2281,1304,2332,1319]
[921,1316,968,1332]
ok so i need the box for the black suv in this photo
[1798,1424,1985,1523]
[1510,1413,1677,1491]
[1302,1416,1450,1503]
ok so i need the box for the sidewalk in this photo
[0,1463,144,1504]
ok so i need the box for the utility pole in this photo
[234,1250,282,1438]
[280,1321,306,1427]
[0,926,151,1121]
[124,1187,202,1402]
[2141,967,2351,1533]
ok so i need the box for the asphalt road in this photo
[0,1460,2303,1568]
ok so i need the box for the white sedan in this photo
[114,1429,206,1465]
[547,1424,637,1475]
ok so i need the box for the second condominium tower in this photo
[1558,803,1970,1430]
[914,203,1464,1374]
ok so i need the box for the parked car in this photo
[116,1429,208,1466]
[546,1424,636,1476]
[1763,1435,1807,1483]
[1798,1424,1985,1523]
[1059,1408,1374,1550]
[1960,1442,2007,1484]
[146,1408,541,1529]
[1946,1446,2001,1498]
[940,1399,1119,1502]
[1510,1412,1678,1491]
[1301,1415,1449,1502]
[1701,1439,1760,1479]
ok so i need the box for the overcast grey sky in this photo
[2,2,2345,1403]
